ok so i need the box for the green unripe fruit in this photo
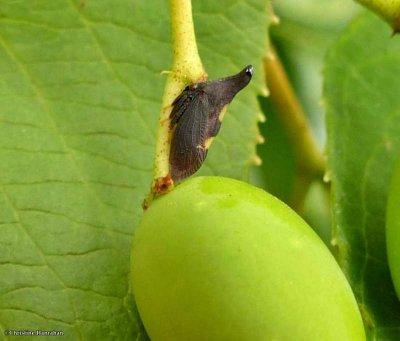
[387,157,400,299]
[131,177,365,341]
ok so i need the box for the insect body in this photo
[169,65,253,181]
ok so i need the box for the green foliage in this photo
[324,11,400,339]
[0,1,270,339]
[4,0,400,339]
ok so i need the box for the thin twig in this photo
[144,0,206,208]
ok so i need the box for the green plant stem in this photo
[355,0,400,33]
[291,175,314,214]
[146,0,206,206]
[264,46,326,212]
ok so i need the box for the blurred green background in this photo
[250,0,360,247]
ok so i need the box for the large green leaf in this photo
[324,12,400,339]
[0,1,270,339]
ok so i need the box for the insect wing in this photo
[169,65,254,182]
[170,90,210,181]
[170,88,195,126]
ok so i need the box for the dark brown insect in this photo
[169,65,253,182]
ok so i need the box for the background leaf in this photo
[0,1,270,339]
[324,11,400,339]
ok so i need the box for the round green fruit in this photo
[131,176,365,341]
[387,156,400,300]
